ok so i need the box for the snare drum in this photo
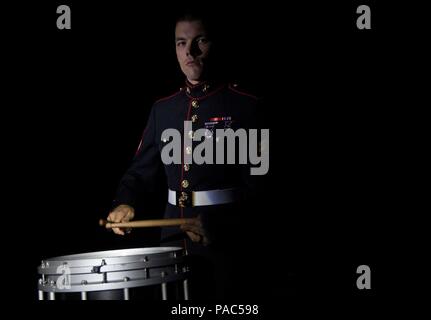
[37,247,190,300]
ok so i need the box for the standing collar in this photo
[183,80,218,99]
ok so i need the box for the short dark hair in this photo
[174,9,217,41]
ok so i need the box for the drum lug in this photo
[91,259,107,273]
[173,252,178,274]
[161,272,168,300]
[123,278,130,300]
[91,259,108,283]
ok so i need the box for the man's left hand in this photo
[180,215,210,246]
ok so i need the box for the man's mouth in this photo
[186,60,198,66]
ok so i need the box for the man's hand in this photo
[180,215,210,246]
[107,204,135,235]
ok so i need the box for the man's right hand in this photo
[107,204,135,235]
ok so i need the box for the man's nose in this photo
[186,41,202,58]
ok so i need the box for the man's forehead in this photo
[175,20,207,38]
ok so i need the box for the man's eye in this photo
[176,41,186,47]
[197,38,208,44]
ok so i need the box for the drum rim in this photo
[43,247,183,262]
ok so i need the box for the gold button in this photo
[191,114,198,123]
[185,146,192,154]
[184,164,190,172]
[191,100,199,108]
[188,130,194,139]
[181,180,189,188]
[202,84,210,93]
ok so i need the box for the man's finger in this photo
[112,227,125,236]
[185,217,202,227]
[186,231,201,243]
[110,214,119,223]
[181,224,204,236]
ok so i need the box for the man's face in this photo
[175,20,212,83]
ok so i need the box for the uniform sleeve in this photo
[112,105,162,208]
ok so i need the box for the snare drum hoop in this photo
[38,247,184,272]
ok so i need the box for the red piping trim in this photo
[135,139,143,155]
[135,124,150,155]
[179,99,193,251]
[228,84,258,100]
[180,99,193,213]
[186,99,193,120]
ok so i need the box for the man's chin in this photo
[186,74,204,84]
[184,67,204,81]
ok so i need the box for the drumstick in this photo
[99,218,195,229]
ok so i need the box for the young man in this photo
[107,12,264,300]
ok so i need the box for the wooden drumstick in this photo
[99,218,196,229]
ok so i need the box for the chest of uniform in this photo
[157,101,243,137]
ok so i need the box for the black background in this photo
[3,0,424,313]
